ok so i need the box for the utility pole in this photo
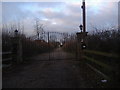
[76,0,87,60]
[82,0,87,46]
[82,0,86,33]
[118,1,120,31]
[80,0,87,47]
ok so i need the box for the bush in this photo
[62,29,120,55]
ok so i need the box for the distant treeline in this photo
[87,30,120,54]
[2,32,55,59]
[62,40,77,53]
[21,38,54,58]
[63,29,120,55]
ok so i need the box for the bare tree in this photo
[62,33,69,43]
[34,18,44,40]
[50,34,56,42]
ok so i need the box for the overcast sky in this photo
[2,0,119,36]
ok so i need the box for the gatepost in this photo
[76,32,87,60]
[12,30,23,64]
[76,0,88,60]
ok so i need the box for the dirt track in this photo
[3,48,107,88]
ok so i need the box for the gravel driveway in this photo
[2,48,108,88]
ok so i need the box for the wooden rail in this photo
[84,50,119,58]
[2,51,12,68]
[83,50,119,80]
[83,56,113,71]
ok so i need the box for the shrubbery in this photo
[63,29,120,55]
[62,40,77,53]
[21,38,54,58]
[2,32,55,59]
[87,30,120,54]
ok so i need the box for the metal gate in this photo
[47,32,78,61]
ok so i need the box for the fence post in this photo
[12,30,23,64]
[48,32,50,60]
[76,32,83,60]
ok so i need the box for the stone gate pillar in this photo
[76,32,88,60]
[12,30,23,64]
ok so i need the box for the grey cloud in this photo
[2,2,35,24]
[87,2,118,30]
[2,2,118,36]
[37,2,65,8]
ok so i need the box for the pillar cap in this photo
[15,30,18,33]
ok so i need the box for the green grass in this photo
[84,50,119,58]
[83,55,113,71]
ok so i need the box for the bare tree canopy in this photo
[34,18,45,40]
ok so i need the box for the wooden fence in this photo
[83,49,119,81]
[2,52,12,68]
[2,30,57,69]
